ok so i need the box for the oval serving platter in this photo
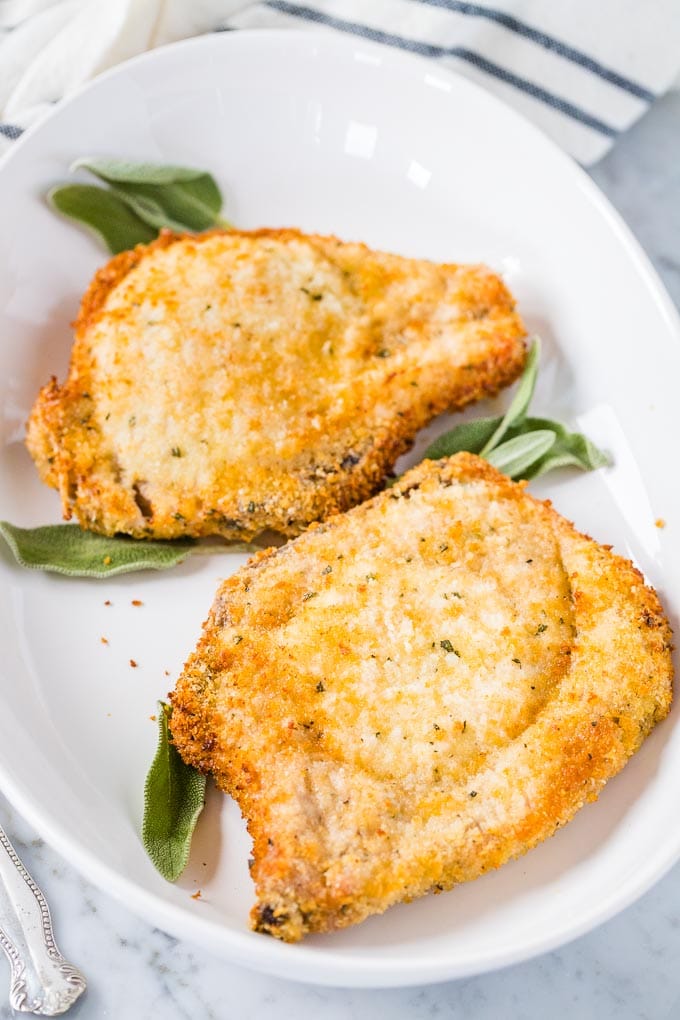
[0,29,678,988]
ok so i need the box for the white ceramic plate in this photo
[0,30,678,989]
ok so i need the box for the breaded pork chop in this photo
[170,452,673,942]
[26,229,525,540]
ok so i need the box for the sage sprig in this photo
[479,338,540,455]
[486,429,556,477]
[0,522,256,577]
[422,338,609,480]
[47,157,230,254]
[422,416,499,461]
[48,185,157,254]
[517,417,609,479]
[143,702,206,882]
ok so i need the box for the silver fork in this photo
[0,825,86,1015]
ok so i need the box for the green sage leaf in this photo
[420,336,607,483]
[71,158,209,185]
[515,417,610,479]
[142,702,206,882]
[479,336,540,455]
[47,184,156,254]
[0,522,259,577]
[74,158,225,232]
[116,177,225,232]
[0,522,195,577]
[422,416,502,461]
[109,187,193,233]
[486,429,556,479]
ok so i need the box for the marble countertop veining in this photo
[1,91,679,1020]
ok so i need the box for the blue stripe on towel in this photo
[413,0,655,101]
[0,123,23,140]
[264,0,620,137]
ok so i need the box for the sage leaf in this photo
[0,522,259,577]
[486,429,556,479]
[516,418,610,479]
[74,158,225,232]
[420,336,608,483]
[47,184,156,254]
[479,337,540,455]
[113,179,226,232]
[71,158,210,185]
[0,521,195,577]
[109,187,193,233]
[143,702,206,882]
[124,180,226,233]
[422,416,501,461]
[116,178,226,232]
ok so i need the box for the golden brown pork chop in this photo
[169,452,673,941]
[26,229,526,540]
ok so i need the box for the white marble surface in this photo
[1,91,679,1020]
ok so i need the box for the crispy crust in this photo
[26,229,526,539]
[169,452,673,941]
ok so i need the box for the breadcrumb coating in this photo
[26,229,526,539]
[170,453,673,941]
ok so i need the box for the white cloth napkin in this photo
[1,0,680,164]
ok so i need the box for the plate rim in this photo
[0,27,679,988]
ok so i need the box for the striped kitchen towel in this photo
[1,0,679,164]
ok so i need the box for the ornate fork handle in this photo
[0,825,86,1015]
